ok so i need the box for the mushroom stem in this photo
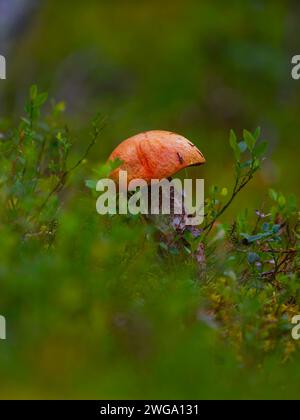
[144,184,205,269]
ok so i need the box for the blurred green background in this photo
[0,0,300,399]
[3,0,300,204]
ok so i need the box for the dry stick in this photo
[262,251,296,278]
[277,251,295,272]
[267,241,280,278]
[262,249,297,254]
[262,267,294,278]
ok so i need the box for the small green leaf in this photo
[221,187,228,196]
[229,129,237,148]
[243,129,256,151]
[159,242,168,251]
[36,92,48,107]
[229,130,241,161]
[287,195,297,209]
[56,132,63,141]
[272,224,281,234]
[240,233,250,241]
[184,230,195,244]
[252,158,260,171]
[53,101,65,113]
[85,179,97,189]
[254,127,261,141]
[269,189,278,201]
[254,141,268,158]
[184,246,192,255]
[240,160,252,169]
[241,232,273,243]
[278,195,286,207]
[30,85,38,100]
[169,246,179,255]
[109,158,122,171]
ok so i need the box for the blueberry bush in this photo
[0,88,299,399]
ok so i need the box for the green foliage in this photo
[203,128,266,236]
[0,88,300,399]
[0,86,66,244]
[0,87,103,245]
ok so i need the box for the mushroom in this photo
[107,130,206,264]
[108,130,205,184]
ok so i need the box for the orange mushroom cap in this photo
[108,130,205,184]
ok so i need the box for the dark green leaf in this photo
[254,141,268,158]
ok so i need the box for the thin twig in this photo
[36,115,106,214]
[203,173,253,238]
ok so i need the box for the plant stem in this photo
[203,172,253,238]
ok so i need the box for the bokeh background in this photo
[0,0,300,399]
[2,0,300,206]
